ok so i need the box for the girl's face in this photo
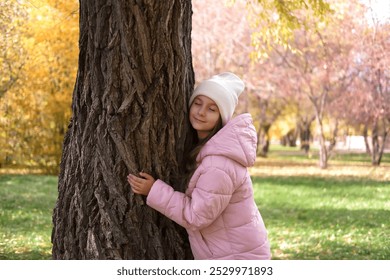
[189,95,221,140]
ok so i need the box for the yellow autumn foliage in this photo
[0,0,78,173]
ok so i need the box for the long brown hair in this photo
[183,116,223,185]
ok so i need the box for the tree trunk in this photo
[363,124,371,155]
[326,119,339,159]
[281,129,297,147]
[52,0,194,260]
[257,124,271,157]
[364,121,388,166]
[315,116,328,169]
[298,117,314,154]
[371,122,380,165]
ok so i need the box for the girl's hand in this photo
[127,172,156,196]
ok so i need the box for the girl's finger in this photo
[139,172,154,181]
[127,175,143,187]
[131,175,146,184]
[127,177,135,186]
[139,172,153,180]
[132,187,140,194]
[129,178,143,188]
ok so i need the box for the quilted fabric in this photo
[147,114,271,259]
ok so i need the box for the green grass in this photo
[252,145,390,259]
[0,147,389,259]
[253,176,390,259]
[0,175,57,260]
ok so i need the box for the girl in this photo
[128,72,271,260]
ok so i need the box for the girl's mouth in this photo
[194,117,206,123]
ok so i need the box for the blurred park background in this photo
[1,0,389,259]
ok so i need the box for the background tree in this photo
[266,0,363,168]
[192,0,287,157]
[338,16,390,166]
[245,61,287,156]
[0,0,78,171]
[248,0,331,57]
[0,1,27,166]
[0,1,28,98]
[192,0,252,80]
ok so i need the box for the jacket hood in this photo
[197,113,258,167]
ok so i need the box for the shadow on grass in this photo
[263,207,390,259]
[252,176,390,259]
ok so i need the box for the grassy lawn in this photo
[253,176,390,259]
[252,146,390,259]
[0,146,389,259]
[0,175,57,260]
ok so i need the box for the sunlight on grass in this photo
[250,159,390,181]
[253,145,390,181]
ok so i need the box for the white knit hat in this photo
[189,72,245,126]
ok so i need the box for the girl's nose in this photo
[198,106,206,116]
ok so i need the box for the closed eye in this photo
[209,105,219,111]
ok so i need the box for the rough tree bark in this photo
[52,0,194,259]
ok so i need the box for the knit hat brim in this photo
[189,72,245,126]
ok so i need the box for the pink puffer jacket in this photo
[147,113,271,260]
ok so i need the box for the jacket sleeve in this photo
[146,167,234,231]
